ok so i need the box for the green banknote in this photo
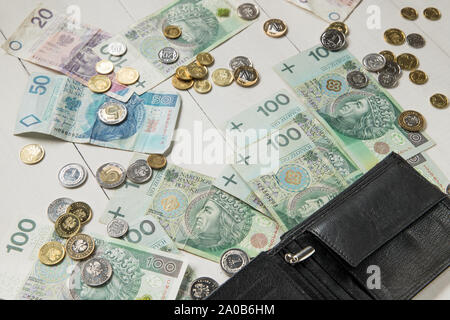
[275,46,435,172]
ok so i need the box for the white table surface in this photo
[0,0,448,300]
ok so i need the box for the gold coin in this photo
[55,213,81,239]
[379,50,395,62]
[424,8,441,21]
[66,202,92,225]
[116,67,140,85]
[65,234,95,260]
[212,68,234,86]
[409,70,428,85]
[396,53,419,70]
[398,110,425,132]
[430,94,448,109]
[401,7,418,21]
[163,25,182,39]
[95,60,114,74]
[193,80,212,94]
[327,22,348,35]
[172,76,194,90]
[39,241,65,266]
[175,66,192,80]
[88,75,112,93]
[384,28,406,45]
[186,62,208,79]
[234,66,259,87]
[196,52,215,66]
[147,154,167,170]
[263,19,287,38]
[20,144,45,165]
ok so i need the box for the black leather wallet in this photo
[208,153,450,300]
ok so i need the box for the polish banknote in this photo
[406,153,449,193]
[93,0,252,90]
[287,0,361,22]
[1,4,134,102]
[15,73,181,154]
[275,46,435,172]
[100,154,282,262]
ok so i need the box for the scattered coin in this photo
[107,218,129,238]
[108,42,127,56]
[362,53,386,72]
[97,101,128,125]
[381,60,402,79]
[401,7,418,21]
[237,3,260,21]
[229,56,252,71]
[263,19,287,38]
[20,144,45,165]
[347,70,369,89]
[327,22,348,35]
[158,47,179,64]
[220,249,250,276]
[47,198,74,223]
[55,213,81,238]
[186,62,208,79]
[379,50,395,62]
[96,162,127,189]
[212,68,234,86]
[234,66,259,87]
[423,7,441,21]
[39,241,65,266]
[196,52,215,66]
[147,154,167,170]
[190,277,219,300]
[58,163,87,189]
[163,25,182,39]
[409,70,428,85]
[66,202,93,225]
[194,80,212,94]
[95,60,114,75]
[65,234,95,260]
[378,72,398,89]
[320,28,346,51]
[88,75,112,93]
[127,159,153,184]
[398,110,425,132]
[172,76,194,90]
[116,67,140,85]
[430,94,448,109]
[81,257,113,287]
[384,28,406,45]
[175,66,192,80]
[396,53,419,71]
[406,33,425,49]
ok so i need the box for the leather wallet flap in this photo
[307,154,445,267]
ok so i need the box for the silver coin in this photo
[320,29,346,51]
[97,101,127,125]
[107,218,129,238]
[58,163,87,188]
[158,47,179,64]
[190,277,219,300]
[378,71,398,88]
[362,53,386,72]
[347,70,369,89]
[220,249,250,276]
[237,3,260,20]
[81,257,113,287]
[96,162,127,189]
[381,60,402,79]
[126,159,153,184]
[47,198,74,223]
[108,42,127,56]
[229,56,253,71]
[406,33,425,49]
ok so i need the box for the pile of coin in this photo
[320,22,348,51]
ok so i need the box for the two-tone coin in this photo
[96,162,127,189]
[320,28,346,51]
[158,47,179,64]
[116,67,139,85]
[163,25,182,39]
[186,62,208,79]
[66,202,92,225]
[347,70,369,89]
[194,80,212,94]
[423,7,441,21]
[430,94,448,109]
[107,218,129,238]
[196,52,214,66]
[229,56,252,71]
[190,277,219,300]
[406,33,425,49]
[234,66,259,87]
[88,75,112,93]
[237,3,260,20]
[108,42,127,56]
[97,101,128,125]
[327,22,348,35]
[48,198,74,223]
[127,159,153,184]
[362,53,386,72]
[264,19,287,38]
[398,110,425,132]
[39,241,65,266]
[147,154,167,170]
[81,257,113,287]
[55,213,81,238]
[384,28,406,45]
[20,144,45,165]
[212,68,234,86]
[378,72,398,88]
[58,163,87,189]
[172,76,194,90]
[409,70,428,85]
[220,249,250,276]
[396,53,419,70]
[95,60,114,74]
[66,234,95,260]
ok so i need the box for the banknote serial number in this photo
[174,304,275,317]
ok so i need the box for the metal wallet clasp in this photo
[284,246,315,265]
